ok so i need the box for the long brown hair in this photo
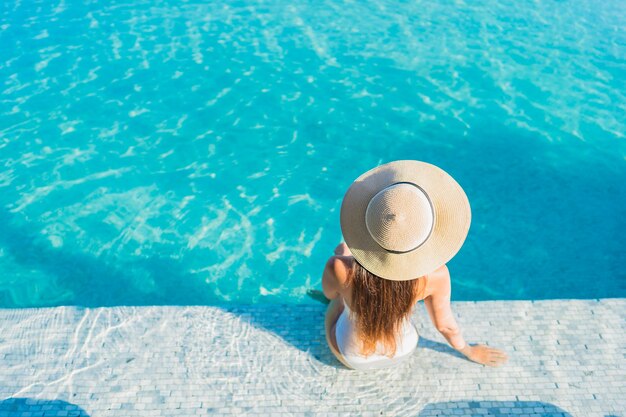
[347,259,426,357]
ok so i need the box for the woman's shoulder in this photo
[329,255,354,287]
[422,264,450,299]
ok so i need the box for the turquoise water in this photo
[1,0,625,307]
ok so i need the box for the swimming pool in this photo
[1,0,624,307]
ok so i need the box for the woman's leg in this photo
[324,297,354,369]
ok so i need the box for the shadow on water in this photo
[417,335,467,359]
[416,401,574,416]
[0,397,89,416]
[226,303,341,368]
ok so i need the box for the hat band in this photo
[367,181,435,254]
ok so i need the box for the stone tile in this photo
[0,300,623,417]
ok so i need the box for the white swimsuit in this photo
[335,301,419,370]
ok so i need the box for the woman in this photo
[323,160,508,370]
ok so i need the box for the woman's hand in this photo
[334,242,352,256]
[458,344,508,367]
[423,267,508,367]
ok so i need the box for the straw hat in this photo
[340,160,471,281]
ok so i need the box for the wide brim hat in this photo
[340,160,471,281]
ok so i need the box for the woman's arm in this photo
[424,265,508,367]
[423,265,467,350]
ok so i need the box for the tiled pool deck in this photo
[0,299,624,416]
